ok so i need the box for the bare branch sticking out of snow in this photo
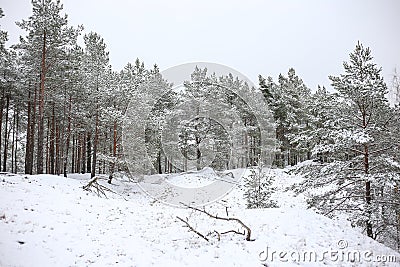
[176,216,209,242]
[82,177,117,198]
[179,202,253,241]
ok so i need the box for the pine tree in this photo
[259,68,311,167]
[15,0,80,174]
[392,69,400,105]
[120,59,165,176]
[62,45,84,177]
[292,86,344,163]
[1,9,26,173]
[244,155,277,209]
[82,32,110,178]
[173,67,263,171]
[293,42,400,248]
[328,41,396,238]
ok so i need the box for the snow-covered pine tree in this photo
[82,32,110,178]
[121,59,174,176]
[0,9,23,173]
[175,67,241,171]
[244,155,278,209]
[15,0,80,174]
[143,64,174,174]
[293,42,400,249]
[329,42,400,239]
[259,68,311,167]
[60,45,84,177]
[392,69,400,105]
[291,86,345,163]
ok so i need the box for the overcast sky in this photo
[1,0,400,97]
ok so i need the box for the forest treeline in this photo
[1,0,400,250]
[0,1,169,180]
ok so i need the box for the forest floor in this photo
[0,166,399,266]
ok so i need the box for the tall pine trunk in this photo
[86,131,91,173]
[361,104,373,238]
[25,84,36,175]
[91,108,99,178]
[76,132,81,174]
[63,95,72,177]
[81,133,86,174]
[37,30,47,174]
[49,104,55,174]
[2,95,9,172]
[364,142,373,238]
[45,118,50,173]
[11,106,16,173]
[71,133,75,173]
[55,122,60,175]
[108,121,117,183]
[14,107,18,173]
[0,89,4,169]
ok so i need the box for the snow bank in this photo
[0,170,398,266]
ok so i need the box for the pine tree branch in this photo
[369,146,394,155]
[323,192,354,216]
[350,148,364,154]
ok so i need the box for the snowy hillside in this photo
[0,169,399,267]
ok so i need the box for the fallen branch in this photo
[213,230,221,241]
[180,202,253,241]
[176,216,209,242]
[83,177,117,198]
[220,229,245,236]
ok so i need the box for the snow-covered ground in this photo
[0,168,399,266]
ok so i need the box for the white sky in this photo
[1,0,400,95]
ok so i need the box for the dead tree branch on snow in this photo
[179,202,253,241]
[176,216,209,242]
[83,177,116,198]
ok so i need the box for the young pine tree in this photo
[244,156,278,209]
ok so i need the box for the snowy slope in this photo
[0,170,399,267]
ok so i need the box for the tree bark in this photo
[11,105,16,173]
[108,121,118,183]
[49,104,55,174]
[71,133,75,173]
[0,89,4,169]
[361,104,373,238]
[91,108,99,178]
[24,89,32,174]
[36,30,47,174]
[63,95,72,177]
[25,83,36,175]
[14,107,19,173]
[81,132,86,174]
[76,132,81,174]
[2,95,9,172]
[55,122,60,175]
[364,143,373,238]
[157,149,162,174]
[45,118,50,173]
[86,131,91,173]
